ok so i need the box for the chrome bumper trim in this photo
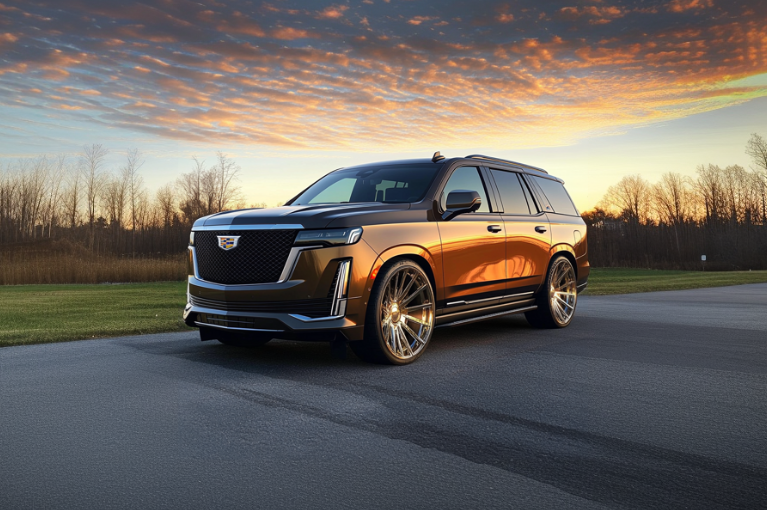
[288,311,345,322]
[194,321,284,333]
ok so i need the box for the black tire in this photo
[200,328,272,347]
[525,256,578,329]
[350,260,436,365]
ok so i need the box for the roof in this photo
[335,155,562,182]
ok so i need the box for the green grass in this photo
[584,268,767,295]
[2,269,767,347]
[0,281,191,347]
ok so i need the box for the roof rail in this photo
[464,154,548,174]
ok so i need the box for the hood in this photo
[196,202,412,230]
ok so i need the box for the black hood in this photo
[197,202,414,230]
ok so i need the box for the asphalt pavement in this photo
[1,284,766,509]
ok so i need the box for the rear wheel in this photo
[350,260,435,365]
[525,256,577,329]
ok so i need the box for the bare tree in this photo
[81,144,108,246]
[63,161,82,229]
[745,133,767,223]
[122,148,144,231]
[653,172,693,258]
[156,184,176,229]
[178,156,207,222]
[695,164,726,225]
[602,174,651,223]
[211,151,242,213]
[120,148,145,255]
[746,133,767,172]
[43,155,66,238]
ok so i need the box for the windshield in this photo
[291,164,440,205]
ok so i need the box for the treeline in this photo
[585,134,767,270]
[0,145,266,258]
[2,136,766,281]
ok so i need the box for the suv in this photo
[184,153,588,364]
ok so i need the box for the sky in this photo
[1,0,766,210]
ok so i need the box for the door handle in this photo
[535,226,547,234]
[487,225,503,233]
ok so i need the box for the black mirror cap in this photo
[442,190,481,220]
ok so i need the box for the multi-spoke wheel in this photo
[525,256,578,329]
[351,260,435,365]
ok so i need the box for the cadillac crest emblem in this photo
[217,235,240,250]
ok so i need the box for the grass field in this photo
[2,268,767,347]
[583,268,767,295]
[0,281,190,347]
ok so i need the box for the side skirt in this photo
[435,299,537,328]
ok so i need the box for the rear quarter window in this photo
[532,176,579,216]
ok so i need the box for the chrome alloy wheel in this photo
[379,266,435,360]
[549,257,577,325]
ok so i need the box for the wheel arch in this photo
[362,244,441,310]
[549,243,578,279]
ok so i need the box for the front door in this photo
[437,166,507,309]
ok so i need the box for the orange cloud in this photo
[667,0,714,13]
[316,5,348,20]
[272,27,318,40]
[407,16,436,26]
[1,0,765,154]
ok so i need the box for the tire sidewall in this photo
[545,256,577,328]
[365,260,435,365]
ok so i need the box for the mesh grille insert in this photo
[195,230,297,284]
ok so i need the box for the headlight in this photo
[294,227,363,247]
[189,231,195,246]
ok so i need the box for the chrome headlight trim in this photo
[294,227,363,247]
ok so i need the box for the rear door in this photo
[436,166,506,309]
[486,168,551,298]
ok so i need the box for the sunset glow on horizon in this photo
[1,0,766,210]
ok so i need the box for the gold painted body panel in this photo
[436,214,507,302]
[500,214,551,293]
[547,214,590,283]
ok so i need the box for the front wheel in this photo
[350,260,436,365]
[525,256,578,329]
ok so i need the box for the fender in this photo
[549,243,578,276]
[361,243,443,310]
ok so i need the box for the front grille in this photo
[195,230,297,284]
[190,295,334,318]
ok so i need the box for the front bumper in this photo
[183,240,378,342]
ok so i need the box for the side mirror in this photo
[442,190,481,221]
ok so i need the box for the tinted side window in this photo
[440,167,490,213]
[490,170,530,215]
[519,176,538,213]
[532,176,579,216]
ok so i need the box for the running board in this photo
[436,305,537,328]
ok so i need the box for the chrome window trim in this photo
[189,245,322,288]
[192,224,304,231]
